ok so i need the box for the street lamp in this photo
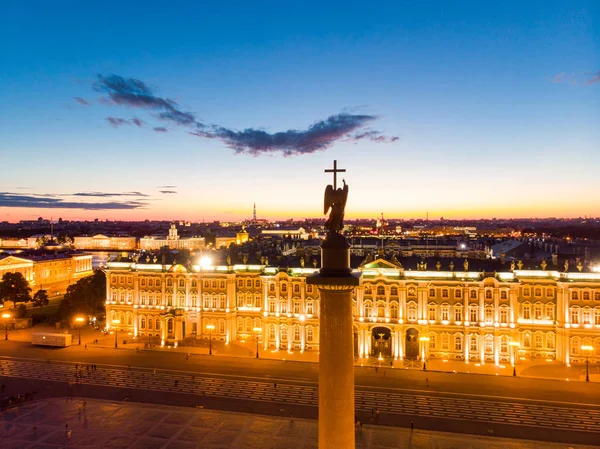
[112,319,121,348]
[509,341,521,377]
[74,316,85,345]
[419,336,430,371]
[253,327,262,359]
[581,344,593,382]
[2,313,11,341]
[206,324,215,355]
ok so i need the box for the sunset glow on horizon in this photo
[1,2,598,222]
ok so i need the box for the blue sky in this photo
[1,1,598,221]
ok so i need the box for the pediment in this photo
[361,258,402,270]
[0,255,34,266]
[92,234,109,239]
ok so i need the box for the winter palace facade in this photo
[104,256,600,366]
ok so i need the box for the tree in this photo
[0,272,32,308]
[32,289,49,309]
[57,270,106,320]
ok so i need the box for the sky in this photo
[1,1,599,222]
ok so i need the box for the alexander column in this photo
[307,160,359,449]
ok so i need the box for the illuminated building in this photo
[104,255,600,366]
[74,234,137,250]
[140,224,205,251]
[0,252,93,297]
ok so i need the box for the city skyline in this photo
[2,1,599,221]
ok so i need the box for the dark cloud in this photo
[74,97,90,106]
[586,70,600,85]
[131,117,144,127]
[158,185,177,188]
[0,192,145,210]
[159,190,177,194]
[106,117,131,127]
[73,191,148,197]
[93,74,399,156]
[191,113,394,156]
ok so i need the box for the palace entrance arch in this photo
[371,326,392,358]
[405,328,420,359]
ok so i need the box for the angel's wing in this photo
[324,185,334,214]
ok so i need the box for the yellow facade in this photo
[105,257,600,366]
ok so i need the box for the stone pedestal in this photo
[308,233,359,449]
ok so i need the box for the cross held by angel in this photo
[323,160,349,234]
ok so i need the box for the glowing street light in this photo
[253,327,262,359]
[74,316,85,345]
[112,319,121,348]
[419,336,430,371]
[199,256,212,270]
[206,324,215,355]
[2,312,11,341]
[509,341,521,377]
[581,344,593,382]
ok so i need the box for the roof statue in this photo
[323,160,348,234]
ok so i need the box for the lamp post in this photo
[2,313,11,341]
[419,336,430,371]
[253,327,262,358]
[112,319,121,348]
[74,316,85,345]
[582,344,593,382]
[509,341,520,377]
[206,324,215,355]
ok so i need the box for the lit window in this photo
[442,289,449,298]
[571,307,579,324]
[429,289,435,298]
[523,304,531,320]
[454,335,462,351]
[454,306,463,322]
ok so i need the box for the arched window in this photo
[294,325,301,342]
[294,284,300,293]
[583,291,590,300]
[364,301,373,318]
[255,280,261,288]
[469,335,478,352]
[500,291,507,300]
[534,333,543,349]
[546,288,553,297]
[237,317,244,332]
[441,333,450,350]
[280,299,288,314]
[377,286,385,296]
[485,335,494,354]
[547,332,555,349]
[500,336,509,353]
[595,292,600,301]
[390,286,398,296]
[364,285,372,295]
[470,290,477,299]
[455,289,462,298]
[429,289,435,298]
[245,317,252,332]
[485,290,492,299]
[390,302,399,319]
[572,291,579,300]
[523,333,531,348]
[306,326,314,342]
[454,334,463,351]
[245,292,252,307]
[268,324,276,340]
[442,289,449,298]
[254,293,261,308]
[246,279,252,288]
[377,301,385,317]
[534,288,541,297]
[407,302,417,321]
[306,301,314,315]
[219,319,226,334]
[269,298,276,313]
[140,317,146,329]
[148,319,153,330]
[155,319,160,330]
[429,333,437,350]
[281,283,287,293]
[281,325,288,341]
[570,307,580,324]
[570,337,580,355]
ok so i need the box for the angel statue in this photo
[324,179,348,233]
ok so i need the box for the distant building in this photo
[74,234,137,250]
[261,227,310,240]
[0,251,93,297]
[140,224,205,251]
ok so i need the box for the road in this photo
[1,341,599,445]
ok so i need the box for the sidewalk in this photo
[4,324,598,383]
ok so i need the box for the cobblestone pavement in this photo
[1,398,597,449]
[2,358,599,435]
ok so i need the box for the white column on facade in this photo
[494,335,500,365]
[301,324,305,351]
[479,334,485,363]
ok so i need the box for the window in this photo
[377,286,385,296]
[294,326,301,342]
[212,294,218,309]
[484,307,493,323]
[141,279,146,287]
[390,286,398,296]
[140,317,146,329]
[269,299,276,313]
[167,278,172,287]
[281,325,288,341]
[255,280,260,288]
[500,291,507,300]
[269,284,275,292]
[572,291,579,300]
[485,290,492,300]
[583,308,592,325]
[236,293,243,308]
[148,319,153,330]
[534,334,543,349]
[429,289,435,298]
[179,279,184,288]
[407,303,417,321]
[307,285,313,293]
[281,284,287,293]
[523,333,531,348]
[441,334,449,350]
[546,288,553,297]
[534,303,542,320]
[470,335,478,352]
[454,335,463,351]
[470,290,477,299]
[523,304,531,320]
[595,308,600,325]
[547,333,555,349]
[306,301,313,315]
[523,288,530,297]
[246,280,252,288]
[254,293,261,308]
[455,289,462,299]
[149,279,153,287]
[500,307,508,324]
[269,325,276,341]
[280,300,288,314]
[571,307,579,324]
[220,281,225,289]
[469,306,478,323]
[377,302,385,317]
[364,285,372,295]
[219,320,225,334]
[219,295,226,310]
[191,280,197,288]
[364,302,373,318]
[294,284,300,293]
[441,305,449,321]
[211,281,217,289]
[293,301,301,314]
[534,288,541,297]
[390,303,398,319]
[237,318,244,332]
[428,305,436,321]
[485,335,493,354]
[583,291,590,301]
[500,337,508,353]
[571,338,580,355]
[306,326,314,342]
[442,289,449,298]
[545,304,555,321]
[595,292,600,301]
[246,292,252,307]
[429,334,436,350]
[454,306,463,322]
